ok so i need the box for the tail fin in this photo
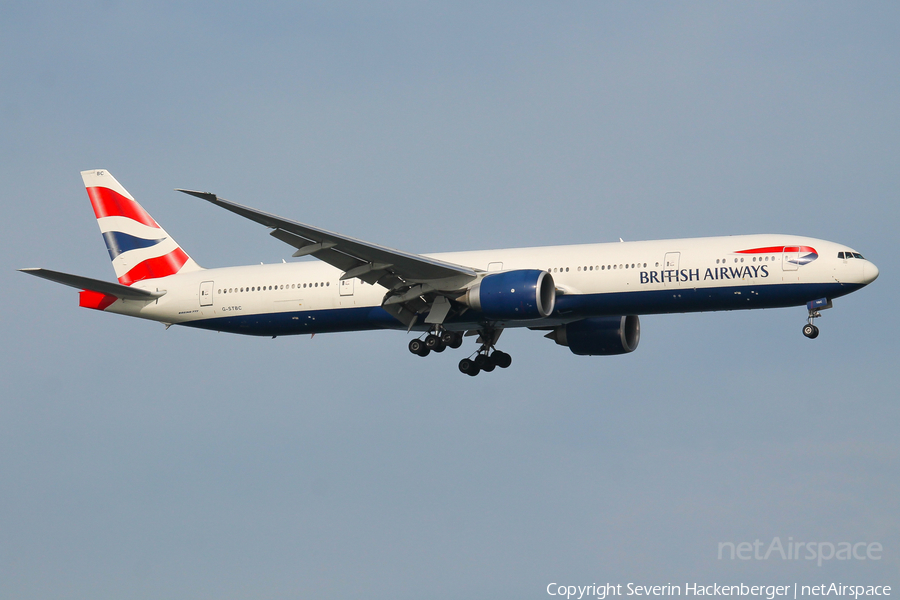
[82,169,202,285]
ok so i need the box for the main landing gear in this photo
[457,326,512,377]
[458,349,512,377]
[407,325,513,376]
[408,328,464,357]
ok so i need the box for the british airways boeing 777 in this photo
[21,170,879,375]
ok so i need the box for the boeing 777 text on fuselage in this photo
[21,170,879,375]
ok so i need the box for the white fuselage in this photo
[100,234,877,337]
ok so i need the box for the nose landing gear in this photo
[802,298,832,339]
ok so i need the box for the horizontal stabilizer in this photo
[18,268,165,300]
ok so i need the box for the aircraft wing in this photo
[19,268,165,300]
[177,190,478,295]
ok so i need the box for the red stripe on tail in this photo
[118,248,189,285]
[87,186,159,228]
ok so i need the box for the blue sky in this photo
[1,2,898,598]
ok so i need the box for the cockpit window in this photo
[853,252,864,259]
[838,252,845,259]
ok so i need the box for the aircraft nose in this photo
[864,261,879,284]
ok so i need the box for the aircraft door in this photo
[782,247,799,271]
[200,280,214,306]
[663,252,681,287]
[339,278,354,296]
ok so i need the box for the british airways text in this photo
[640,265,769,284]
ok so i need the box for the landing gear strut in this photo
[457,326,512,377]
[801,298,832,339]
[802,310,821,339]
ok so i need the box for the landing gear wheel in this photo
[491,351,512,369]
[442,331,463,349]
[458,358,479,376]
[409,338,430,356]
[479,354,496,372]
[425,334,445,353]
[802,324,819,339]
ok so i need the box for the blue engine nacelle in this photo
[461,269,556,320]
[546,316,640,355]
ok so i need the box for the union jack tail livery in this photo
[82,169,202,285]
